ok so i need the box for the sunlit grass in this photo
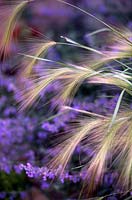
[0,1,30,62]
[0,0,132,198]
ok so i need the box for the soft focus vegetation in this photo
[0,0,132,199]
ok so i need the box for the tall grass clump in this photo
[0,1,31,62]
[0,0,132,198]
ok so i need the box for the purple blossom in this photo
[107,197,117,200]
[42,122,58,133]
[0,192,6,199]
[38,131,48,139]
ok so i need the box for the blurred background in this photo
[0,0,132,199]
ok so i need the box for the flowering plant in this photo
[0,0,132,199]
